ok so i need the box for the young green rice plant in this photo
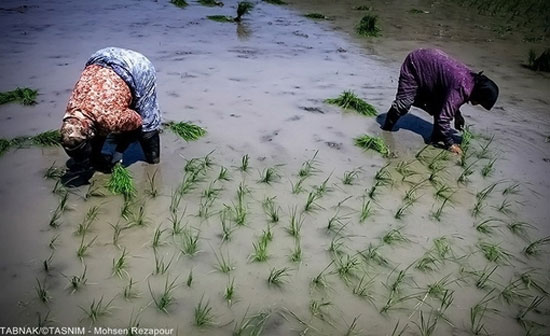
[415,253,440,272]
[151,225,166,249]
[457,159,478,184]
[149,275,179,313]
[250,239,269,262]
[404,179,427,201]
[223,278,235,304]
[469,291,496,336]
[112,248,129,278]
[35,278,51,303]
[425,275,455,301]
[374,163,393,185]
[29,130,62,147]
[325,91,378,117]
[260,224,273,243]
[167,211,184,236]
[194,296,215,327]
[216,166,230,182]
[328,235,346,256]
[127,205,149,227]
[145,169,159,198]
[43,252,54,273]
[434,184,454,200]
[267,267,291,287]
[166,121,206,140]
[309,299,331,321]
[354,134,390,156]
[475,218,503,235]
[290,240,302,263]
[186,269,193,287]
[169,189,183,215]
[48,233,60,250]
[197,196,215,219]
[231,201,248,227]
[476,135,494,160]
[356,15,381,37]
[239,154,250,172]
[213,249,235,273]
[516,296,545,329]
[502,182,521,195]
[499,278,530,304]
[110,221,125,247]
[367,181,382,200]
[0,87,38,105]
[262,196,280,223]
[48,206,62,229]
[507,221,535,238]
[178,170,202,196]
[359,198,373,223]
[258,166,280,184]
[335,254,360,284]
[153,251,174,275]
[235,1,254,22]
[304,191,322,212]
[381,268,418,313]
[75,205,100,236]
[219,208,234,242]
[76,235,97,260]
[198,0,223,6]
[108,164,136,198]
[395,160,418,182]
[473,265,499,290]
[431,196,452,221]
[415,144,431,161]
[327,211,348,233]
[353,274,375,303]
[494,198,514,215]
[202,182,222,200]
[432,237,452,260]
[287,208,304,237]
[0,138,11,157]
[232,308,272,336]
[343,316,361,336]
[207,15,234,23]
[471,199,485,218]
[342,168,359,185]
[298,150,320,178]
[358,244,389,267]
[44,162,65,180]
[481,158,497,178]
[479,241,512,264]
[524,236,550,256]
[170,0,188,8]
[80,296,115,323]
[395,199,416,220]
[304,13,329,20]
[180,229,201,256]
[36,311,54,328]
[85,180,105,199]
[311,262,334,290]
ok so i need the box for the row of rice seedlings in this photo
[75,205,100,236]
[523,236,550,256]
[180,228,201,256]
[287,207,304,238]
[259,166,281,184]
[356,15,381,37]
[262,196,280,223]
[145,170,159,198]
[324,91,378,117]
[298,150,320,178]
[108,164,136,198]
[112,248,129,278]
[149,275,179,313]
[354,134,390,156]
[80,296,115,323]
[342,168,360,185]
[267,267,291,287]
[0,87,38,105]
[165,121,206,141]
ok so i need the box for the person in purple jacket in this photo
[382,48,499,155]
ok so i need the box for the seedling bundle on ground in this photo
[356,15,381,37]
[325,91,378,116]
[0,87,38,105]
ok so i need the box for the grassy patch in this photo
[354,134,389,156]
[325,91,377,116]
[165,121,206,141]
[356,15,381,37]
[0,87,38,105]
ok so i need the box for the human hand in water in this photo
[449,144,463,155]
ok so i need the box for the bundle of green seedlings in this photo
[170,0,188,8]
[1,130,62,157]
[527,49,550,72]
[107,163,136,198]
[208,1,253,22]
[324,90,378,117]
[354,134,390,156]
[165,121,206,141]
[0,87,38,105]
[356,15,381,37]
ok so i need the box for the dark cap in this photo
[471,73,499,110]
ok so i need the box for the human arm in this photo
[433,90,464,151]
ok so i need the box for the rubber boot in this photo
[381,107,401,131]
[139,130,160,164]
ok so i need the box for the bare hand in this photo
[449,144,463,155]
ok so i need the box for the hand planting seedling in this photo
[0,87,38,105]
[356,15,381,37]
[325,91,378,116]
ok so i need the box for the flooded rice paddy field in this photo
[0,0,549,335]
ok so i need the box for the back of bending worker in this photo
[382,48,499,155]
[60,47,161,186]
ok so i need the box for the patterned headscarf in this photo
[60,110,95,149]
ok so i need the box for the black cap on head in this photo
[471,73,499,110]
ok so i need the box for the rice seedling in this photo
[76,235,97,260]
[149,275,179,313]
[314,174,332,197]
[389,321,409,336]
[374,163,393,185]
[0,138,10,157]
[395,160,418,182]
[432,196,452,221]
[472,265,499,290]
[224,278,235,304]
[304,191,322,212]
[85,180,105,199]
[262,196,280,223]
[343,316,361,336]
[469,291,496,336]
[495,198,514,215]
[290,241,302,263]
[127,205,149,227]
[31,131,63,147]
[235,1,254,22]
[75,205,100,236]
[48,234,60,250]
[215,166,231,182]
[311,262,334,290]
[415,253,440,272]
[502,182,521,195]
[35,278,51,303]
[507,221,535,238]
[325,91,378,117]
[395,199,415,220]
[517,296,545,329]
[197,197,215,219]
[145,170,158,198]
[367,181,382,200]
[358,244,389,266]
[434,184,454,200]
[481,158,497,178]
[170,0,188,8]
[356,15,381,37]
[233,308,272,336]
[231,201,248,227]
[425,275,455,301]
[335,254,360,284]
[524,236,550,256]
[48,207,62,229]
[457,159,478,184]
[166,121,206,140]
[36,311,54,328]
[359,198,373,223]
[250,239,269,262]
[342,169,359,185]
[476,136,494,159]
[239,154,250,172]
[260,224,273,243]
[479,242,512,263]
[186,269,193,287]
[112,248,129,278]
[328,235,346,255]
[287,208,304,237]
[180,229,200,256]
[44,162,65,180]
[353,274,375,303]
[219,209,234,242]
[43,252,54,273]
[198,0,223,6]
[169,190,182,215]
[432,237,452,259]
[381,275,418,313]
[500,278,529,304]
[153,251,174,275]
[354,134,390,156]
[167,211,184,237]
[298,150,320,178]
[309,299,331,320]
[258,166,280,184]
[327,212,349,233]
[213,250,235,273]
[151,225,166,249]
[519,270,549,295]
[202,182,222,201]
[80,296,115,323]
[475,218,503,235]
[0,87,38,105]
[110,222,125,247]
[267,267,291,287]
[64,266,87,295]
[471,200,485,218]
[108,163,136,198]
[304,13,329,20]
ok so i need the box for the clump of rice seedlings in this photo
[517,296,545,330]
[304,191,322,212]
[110,222,125,247]
[395,160,418,182]
[76,235,97,260]
[216,166,230,181]
[80,296,115,323]
[233,309,272,336]
[469,291,496,336]
[44,162,65,179]
[231,201,248,226]
[374,163,393,185]
[502,182,521,195]
[219,209,234,241]
[149,276,179,313]
[197,197,215,219]
[413,293,454,336]
[499,278,529,304]
[383,228,410,245]
[290,241,302,263]
[328,235,346,255]
[359,198,373,223]
[434,184,454,200]
[314,174,332,197]
[343,316,361,336]
[169,190,183,215]
[425,275,455,301]
[507,221,535,237]
[342,168,359,185]
[186,269,193,287]
[36,311,54,328]
[475,218,503,235]
[356,15,381,37]
[260,225,273,242]
[524,236,550,256]
[43,252,54,273]
[359,244,389,267]
[325,91,378,117]
[122,278,140,300]
[354,134,389,156]
[327,212,348,233]
[112,248,129,278]
[85,180,105,199]
[479,242,512,263]
[145,170,159,198]
[481,158,497,178]
[367,181,382,200]
[353,274,375,302]
[476,182,501,202]
[304,13,329,20]
[263,0,287,5]
[49,234,60,250]
[180,229,201,256]
[165,121,206,140]
[35,278,51,303]
[527,48,550,72]
[495,198,514,215]
[0,138,11,156]
[472,265,499,290]
[250,239,269,262]
[432,237,452,260]
[471,199,485,218]
[404,179,426,201]
[259,166,280,184]
[127,205,149,227]
[287,208,304,237]
[153,251,174,275]
[298,150,320,178]
[108,163,136,198]
[262,196,280,223]
[48,206,63,229]
[311,262,334,290]
[151,225,166,249]
[0,87,38,105]
[267,267,291,287]
[309,299,331,320]
[213,250,235,273]
[198,0,223,6]
[395,199,416,219]
[75,205,100,236]
[457,159,478,184]
[476,136,494,159]
[224,278,235,304]
[234,1,254,22]
[170,0,188,8]
[239,154,250,172]
[194,296,215,327]
[431,196,452,221]
[168,211,185,236]
[415,253,440,272]
[335,254,360,284]
[381,268,417,313]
